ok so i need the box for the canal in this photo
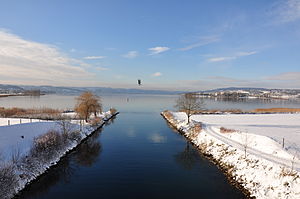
[17,108,245,198]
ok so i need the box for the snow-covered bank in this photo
[0,111,118,199]
[161,111,300,199]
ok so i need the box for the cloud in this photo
[122,51,138,58]
[95,66,109,71]
[179,35,220,51]
[148,46,170,55]
[0,30,96,86]
[208,56,235,62]
[152,72,162,77]
[271,0,300,24]
[208,51,257,62]
[266,72,300,81]
[236,51,257,56]
[83,56,106,60]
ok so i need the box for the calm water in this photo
[17,112,244,199]
[4,94,299,198]
[1,94,300,111]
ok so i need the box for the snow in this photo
[0,110,115,198]
[0,118,42,126]
[193,113,300,154]
[164,111,300,199]
[0,122,59,161]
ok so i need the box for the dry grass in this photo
[197,109,243,114]
[220,127,236,133]
[252,108,300,113]
[279,167,298,178]
[0,107,62,118]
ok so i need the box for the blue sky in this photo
[0,0,300,90]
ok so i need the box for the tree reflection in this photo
[174,141,201,170]
[73,130,102,167]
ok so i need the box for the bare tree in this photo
[242,130,251,159]
[174,93,204,124]
[74,92,102,122]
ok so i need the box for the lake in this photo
[1,94,300,111]
[2,94,299,198]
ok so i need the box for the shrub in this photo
[220,127,236,133]
[189,122,202,139]
[31,130,63,160]
[67,131,82,143]
[109,108,117,115]
[162,110,174,120]
[0,163,18,199]
[90,117,103,126]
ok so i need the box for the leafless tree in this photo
[242,130,251,159]
[74,92,102,122]
[174,93,204,124]
[290,151,299,173]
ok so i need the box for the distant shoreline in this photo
[0,93,45,98]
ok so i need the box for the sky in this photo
[0,0,300,91]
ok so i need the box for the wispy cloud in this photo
[0,30,95,86]
[151,72,162,77]
[266,72,300,81]
[208,56,235,62]
[122,51,138,58]
[95,66,109,71]
[271,0,300,24]
[83,56,106,60]
[208,51,257,62]
[148,46,170,55]
[179,35,220,51]
[236,51,257,56]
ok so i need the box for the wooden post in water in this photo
[8,120,10,126]
[20,119,22,124]
[282,138,285,149]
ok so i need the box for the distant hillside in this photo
[203,87,270,93]
[0,84,182,95]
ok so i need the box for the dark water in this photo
[16,112,245,199]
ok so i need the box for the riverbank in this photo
[0,111,118,199]
[161,111,300,199]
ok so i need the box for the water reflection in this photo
[17,129,103,199]
[148,133,167,143]
[73,131,102,167]
[174,142,201,171]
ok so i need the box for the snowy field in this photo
[192,113,300,154]
[166,111,300,199]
